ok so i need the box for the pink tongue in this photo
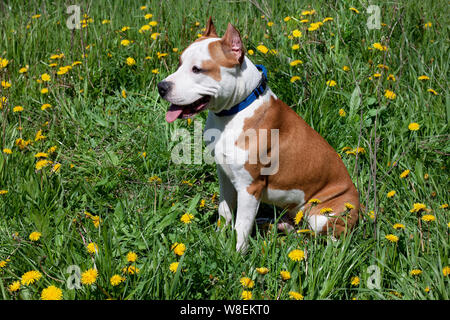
[165,105,183,123]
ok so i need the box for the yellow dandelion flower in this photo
[81,268,98,285]
[326,80,337,87]
[126,57,136,66]
[120,39,131,46]
[320,207,333,214]
[280,270,291,281]
[9,281,21,292]
[110,274,125,286]
[342,66,350,71]
[41,73,51,82]
[372,42,387,51]
[151,69,159,74]
[384,89,396,100]
[126,251,138,262]
[418,75,430,81]
[86,242,98,254]
[385,234,399,243]
[443,266,450,277]
[284,16,291,22]
[421,215,435,222]
[29,231,41,241]
[427,88,438,95]
[408,123,420,131]
[256,267,269,275]
[387,190,396,198]
[51,163,61,173]
[349,7,360,14]
[144,13,153,19]
[400,169,410,179]
[21,270,42,286]
[256,45,269,54]
[292,29,302,38]
[393,223,405,230]
[0,190,8,195]
[288,249,305,262]
[351,276,360,286]
[122,265,140,274]
[171,242,186,256]
[241,290,252,300]
[291,44,300,50]
[387,74,396,81]
[180,213,194,224]
[289,291,304,300]
[308,198,321,205]
[240,277,254,288]
[248,49,254,55]
[345,202,355,210]
[150,32,160,40]
[409,203,427,213]
[1,81,11,88]
[290,59,303,67]
[169,262,179,273]
[3,148,12,154]
[19,65,29,73]
[439,204,448,209]
[410,269,422,276]
[41,285,63,300]
[294,210,303,225]
[290,76,301,83]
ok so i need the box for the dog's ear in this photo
[203,17,218,38]
[222,23,245,65]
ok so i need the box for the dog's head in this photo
[158,17,245,122]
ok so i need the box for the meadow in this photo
[0,0,448,300]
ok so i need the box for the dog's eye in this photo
[192,65,202,74]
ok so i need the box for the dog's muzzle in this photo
[157,81,172,98]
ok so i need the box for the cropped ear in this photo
[221,23,245,65]
[203,17,218,38]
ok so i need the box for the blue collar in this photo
[214,64,268,117]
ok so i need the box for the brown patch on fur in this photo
[236,96,360,237]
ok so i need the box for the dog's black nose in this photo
[157,81,172,98]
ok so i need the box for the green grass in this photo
[0,0,448,300]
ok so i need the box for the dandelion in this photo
[308,198,321,205]
[339,109,347,117]
[267,21,274,27]
[126,57,136,66]
[289,291,304,300]
[421,215,435,222]
[144,13,153,19]
[387,190,396,198]
[0,58,9,68]
[351,276,360,286]
[172,242,186,256]
[120,39,131,46]
[169,262,179,273]
[41,285,63,300]
[41,73,51,82]
[290,59,303,66]
[385,234,399,243]
[150,32,160,40]
[408,123,420,131]
[241,290,252,300]
[384,89,396,100]
[290,76,301,83]
[345,202,355,210]
[427,88,438,95]
[342,66,350,71]
[308,22,321,32]
[418,75,430,81]
[19,66,29,73]
[320,207,333,214]
[349,7,360,14]
[110,274,125,286]
[256,45,269,54]
[423,22,432,29]
[387,74,396,81]
[256,267,269,275]
[326,80,336,87]
[0,190,8,195]
[21,270,42,286]
[86,242,98,254]
[40,88,49,94]
[443,266,450,277]
[35,129,46,141]
[291,44,300,50]
[409,203,427,213]
[410,269,422,276]
[180,213,194,224]
[29,231,41,241]
[3,148,12,154]
[1,81,11,88]
[440,204,448,209]
[248,49,254,55]
[51,163,61,173]
[292,29,302,38]
[151,69,159,74]
[127,251,138,263]
[9,281,21,292]
[81,268,98,285]
[102,19,110,24]
[280,270,291,281]
[35,151,49,158]
[122,265,140,274]
[400,169,410,179]
[240,277,255,288]
[41,103,51,111]
[284,16,291,22]
[288,249,305,262]
[294,211,303,225]
[393,223,405,230]
[323,17,334,23]
[372,42,387,51]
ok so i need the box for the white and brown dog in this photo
[158,18,359,252]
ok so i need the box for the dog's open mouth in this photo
[165,96,211,123]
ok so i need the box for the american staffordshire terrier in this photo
[158,18,359,252]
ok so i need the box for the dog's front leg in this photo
[234,191,260,252]
[217,166,237,227]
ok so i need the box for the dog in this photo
[158,18,359,252]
